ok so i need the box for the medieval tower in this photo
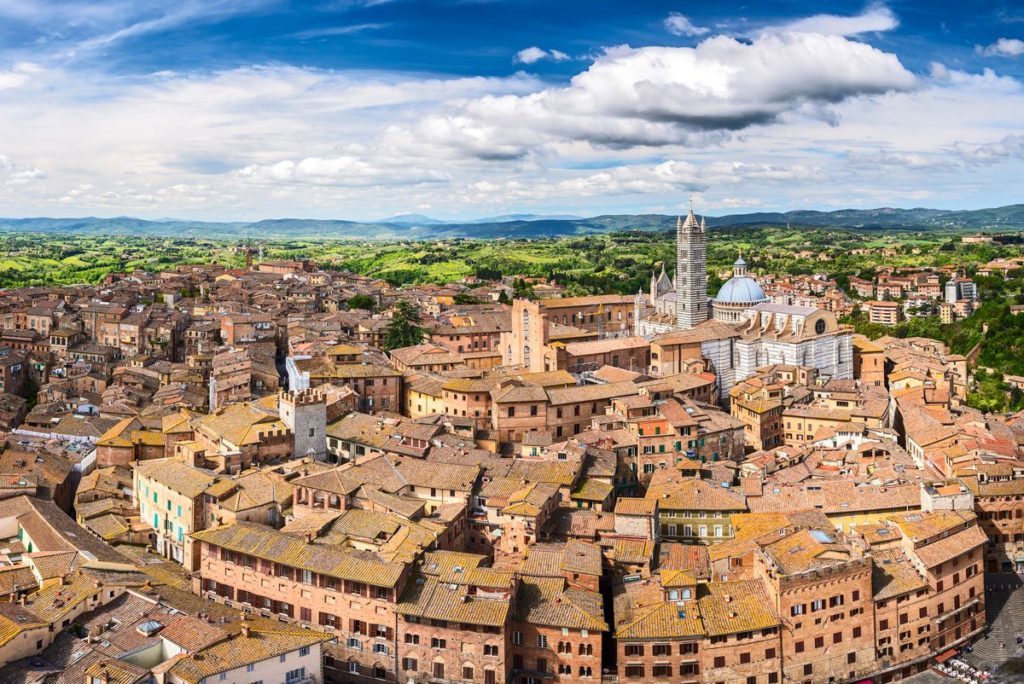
[280,389,327,459]
[675,207,708,329]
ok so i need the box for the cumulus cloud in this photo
[716,197,764,208]
[953,135,1024,163]
[404,32,916,159]
[513,47,570,64]
[977,38,1024,57]
[237,155,449,186]
[0,62,42,90]
[664,13,709,37]
[779,3,899,36]
[0,154,45,183]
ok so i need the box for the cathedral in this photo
[634,205,852,397]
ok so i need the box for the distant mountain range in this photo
[1,204,1023,240]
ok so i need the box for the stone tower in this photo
[675,207,708,329]
[280,389,327,459]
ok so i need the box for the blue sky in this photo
[0,0,1022,220]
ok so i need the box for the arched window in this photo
[815,318,826,335]
[682,588,692,600]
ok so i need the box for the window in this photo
[405,634,420,645]
[652,643,671,656]
[299,646,310,657]
[714,656,725,668]
[431,637,447,649]
[624,665,644,678]
[848,652,856,664]
[464,665,475,680]
[285,668,306,683]
[483,644,498,656]
[373,643,388,654]
[512,631,523,646]
[537,634,547,648]
[403,658,418,671]
[814,636,824,649]
[624,644,643,657]
[740,652,751,664]
[348,661,360,674]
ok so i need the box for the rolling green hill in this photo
[1,203,1022,239]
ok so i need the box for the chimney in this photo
[240,620,251,638]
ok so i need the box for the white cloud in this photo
[664,13,709,37]
[289,23,389,39]
[715,197,763,208]
[513,47,570,64]
[407,32,915,159]
[977,38,1024,57]
[0,154,45,184]
[237,155,450,186]
[0,62,41,90]
[0,6,1019,220]
[953,135,1024,163]
[779,3,899,36]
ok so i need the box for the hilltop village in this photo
[0,212,1019,684]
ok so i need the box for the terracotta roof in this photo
[191,522,404,588]
[135,458,219,498]
[699,580,779,636]
[516,577,607,631]
[168,621,334,684]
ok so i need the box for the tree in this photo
[347,294,376,311]
[23,372,38,410]
[384,301,425,351]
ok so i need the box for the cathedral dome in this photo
[715,255,767,305]
[715,276,767,304]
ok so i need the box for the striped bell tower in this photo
[675,205,708,329]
